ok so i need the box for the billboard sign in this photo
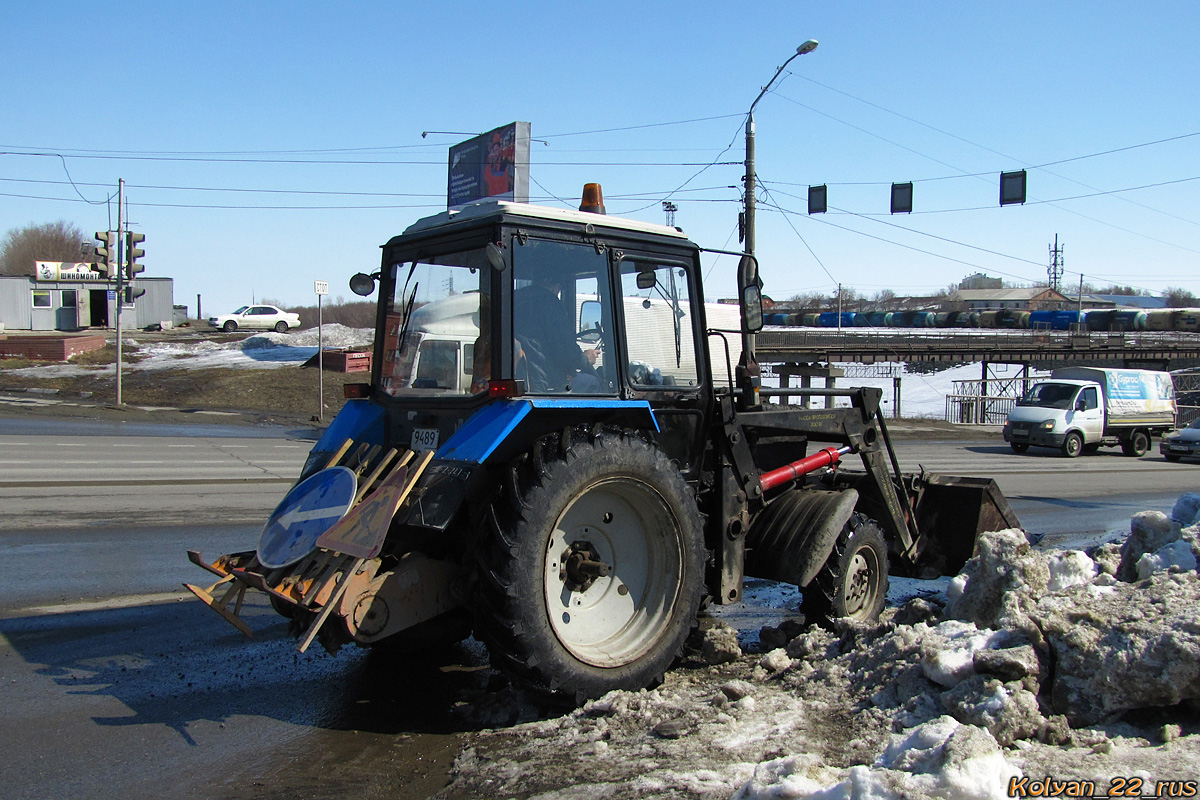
[35,261,105,282]
[447,121,530,209]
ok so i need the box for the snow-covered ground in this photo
[440,497,1200,800]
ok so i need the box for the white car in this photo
[208,305,302,333]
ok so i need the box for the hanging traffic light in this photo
[890,182,913,214]
[124,286,146,304]
[125,231,146,278]
[1000,170,1027,206]
[93,231,117,278]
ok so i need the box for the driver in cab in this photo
[512,265,601,394]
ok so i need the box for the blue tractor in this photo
[188,185,1017,702]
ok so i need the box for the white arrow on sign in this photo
[277,504,346,529]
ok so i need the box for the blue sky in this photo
[2,1,1198,315]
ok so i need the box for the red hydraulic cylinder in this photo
[759,446,852,492]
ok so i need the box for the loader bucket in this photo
[911,474,1021,576]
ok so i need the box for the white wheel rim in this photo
[843,546,880,619]
[543,477,682,668]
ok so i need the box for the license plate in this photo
[1170,446,1190,453]
[411,428,439,451]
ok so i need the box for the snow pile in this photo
[439,494,1200,799]
[133,323,373,370]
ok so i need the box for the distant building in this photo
[1087,294,1166,310]
[0,270,174,331]
[948,287,1070,311]
[958,272,1004,290]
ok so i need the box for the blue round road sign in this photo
[257,466,358,569]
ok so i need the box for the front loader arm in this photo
[728,386,923,567]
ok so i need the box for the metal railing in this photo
[945,393,1017,425]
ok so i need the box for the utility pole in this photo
[314,280,329,421]
[116,178,125,406]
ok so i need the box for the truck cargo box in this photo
[1050,367,1176,426]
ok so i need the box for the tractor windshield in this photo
[380,249,488,398]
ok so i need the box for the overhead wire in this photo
[782,73,1200,229]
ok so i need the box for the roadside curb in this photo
[1,386,94,399]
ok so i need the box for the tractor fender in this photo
[743,488,860,588]
[299,399,385,480]
[434,398,659,465]
[402,399,659,531]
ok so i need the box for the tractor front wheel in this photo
[474,432,705,702]
[801,515,888,625]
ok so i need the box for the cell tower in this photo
[1048,234,1065,292]
[662,201,677,227]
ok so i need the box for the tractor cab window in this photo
[381,250,486,398]
[619,260,699,389]
[511,239,615,395]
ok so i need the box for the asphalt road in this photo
[1,419,1198,799]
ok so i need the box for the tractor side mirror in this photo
[579,300,602,334]
[486,242,507,272]
[741,284,764,333]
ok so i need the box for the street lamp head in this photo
[797,39,819,55]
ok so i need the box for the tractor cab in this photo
[313,192,731,488]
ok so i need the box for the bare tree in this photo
[865,289,896,310]
[783,291,827,311]
[0,221,92,276]
[1164,287,1199,308]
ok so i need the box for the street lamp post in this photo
[736,40,818,411]
[744,39,818,262]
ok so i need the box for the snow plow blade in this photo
[910,474,1021,576]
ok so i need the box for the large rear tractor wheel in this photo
[801,514,888,625]
[474,432,705,702]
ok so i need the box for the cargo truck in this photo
[1003,367,1176,457]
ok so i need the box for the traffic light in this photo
[93,231,116,278]
[124,286,146,304]
[126,231,145,277]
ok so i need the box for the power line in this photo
[778,75,1200,229]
